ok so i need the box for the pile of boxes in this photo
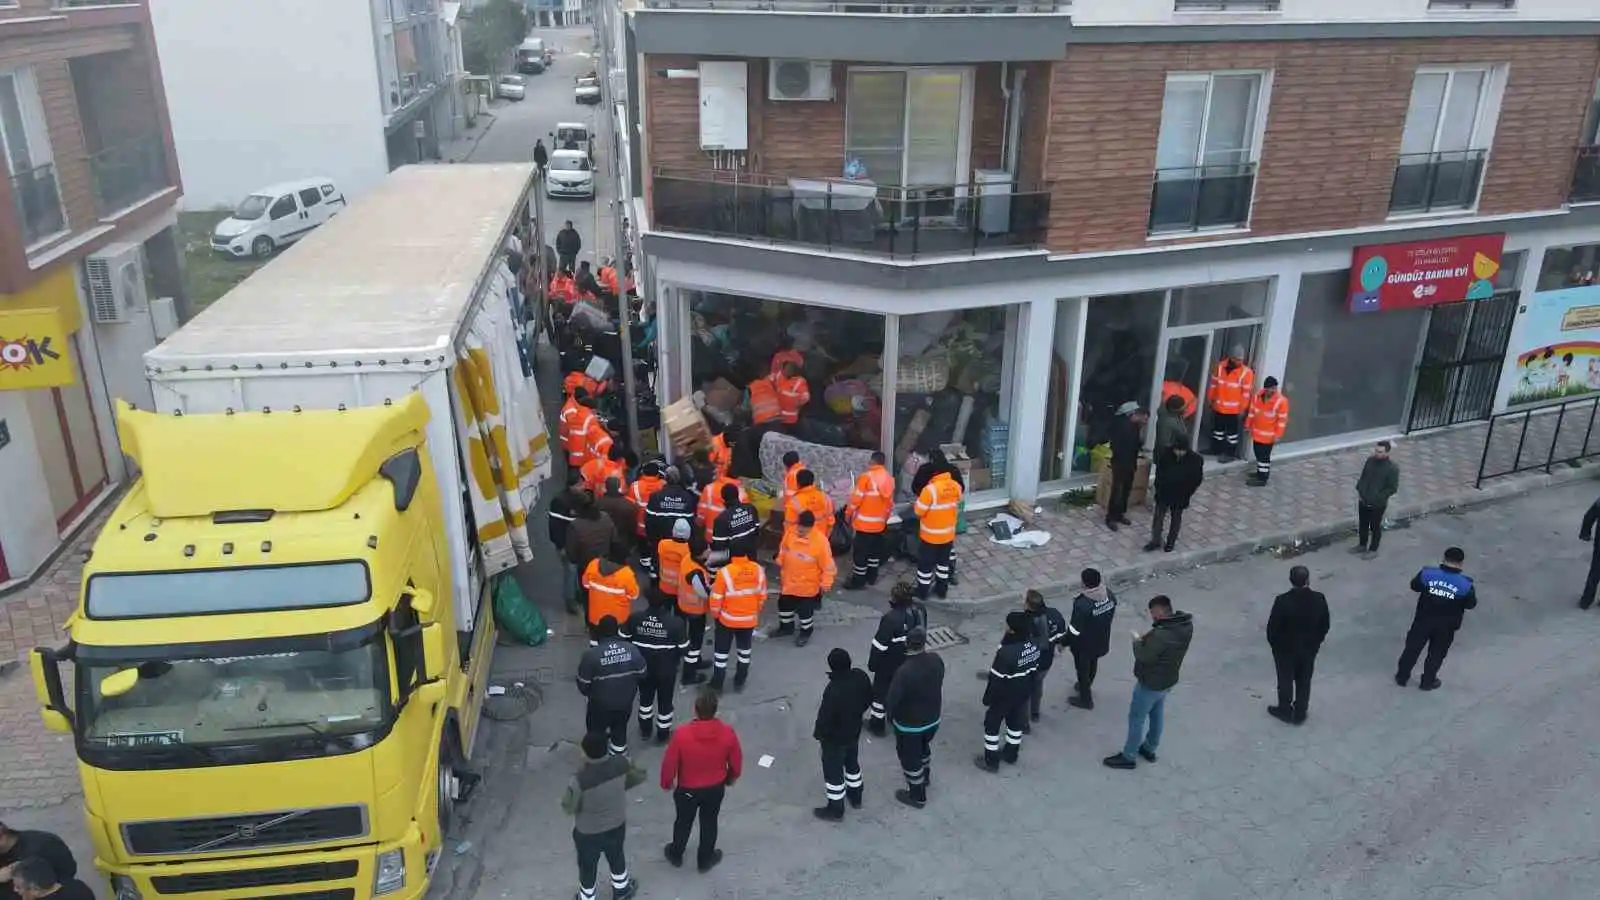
[980,420,1008,490]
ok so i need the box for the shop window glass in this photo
[1041,298,1079,482]
[1537,241,1600,291]
[1074,292,1164,474]
[1167,279,1269,326]
[1282,272,1425,443]
[687,292,885,458]
[894,307,1016,492]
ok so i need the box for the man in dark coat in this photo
[1354,440,1400,557]
[812,648,873,821]
[1395,546,1477,691]
[549,470,583,610]
[1577,494,1600,609]
[1266,565,1330,725]
[597,477,637,559]
[1106,402,1147,532]
[1145,442,1203,553]
[1023,590,1068,726]
[557,220,582,272]
[566,492,618,615]
[533,138,549,174]
[1067,568,1117,710]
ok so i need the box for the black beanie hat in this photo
[1005,611,1031,635]
[827,648,851,673]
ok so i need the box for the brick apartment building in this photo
[603,0,1600,507]
[0,0,185,586]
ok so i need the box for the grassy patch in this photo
[177,211,266,311]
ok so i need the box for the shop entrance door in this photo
[1152,324,1261,451]
[1405,292,1518,432]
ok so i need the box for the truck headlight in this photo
[110,875,142,900]
[373,849,406,895]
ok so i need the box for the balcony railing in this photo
[88,132,170,215]
[9,163,66,247]
[1428,0,1515,9]
[1571,145,1600,204]
[651,171,1051,260]
[1389,149,1486,215]
[1174,0,1280,10]
[638,0,1064,13]
[1148,163,1255,234]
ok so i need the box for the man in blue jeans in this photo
[1103,595,1193,770]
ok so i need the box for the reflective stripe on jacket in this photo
[563,406,596,463]
[1208,361,1255,414]
[847,465,895,533]
[709,434,731,479]
[580,457,626,496]
[774,374,810,424]
[913,472,962,545]
[749,378,781,424]
[778,529,836,597]
[785,485,836,537]
[584,559,639,627]
[699,477,747,540]
[709,559,767,628]
[628,476,665,535]
[656,538,692,597]
[1246,390,1290,444]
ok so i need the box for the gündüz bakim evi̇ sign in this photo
[1348,234,1506,313]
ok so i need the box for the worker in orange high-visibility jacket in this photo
[1245,376,1290,487]
[785,469,836,540]
[775,509,836,647]
[698,474,747,543]
[1208,352,1255,460]
[674,529,715,684]
[584,421,616,474]
[584,552,640,643]
[549,272,578,304]
[564,368,608,402]
[656,519,695,602]
[749,376,782,426]
[581,444,628,496]
[913,469,963,600]
[597,259,620,297]
[844,451,896,590]
[559,388,595,467]
[770,345,804,379]
[780,451,804,505]
[773,361,811,427]
[1161,380,1197,419]
[628,461,667,539]
[708,549,768,691]
[708,427,733,480]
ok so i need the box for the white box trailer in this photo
[142,164,550,631]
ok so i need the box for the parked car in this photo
[575,73,601,105]
[211,178,346,259]
[552,122,594,164]
[545,149,595,200]
[497,74,526,101]
[517,37,546,74]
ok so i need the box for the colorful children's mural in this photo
[1504,285,1600,406]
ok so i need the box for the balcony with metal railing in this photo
[88,132,171,216]
[1389,149,1487,215]
[1147,163,1256,234]
[639,0,1062,11]
[651,170,1051,260]
[1570,145,1600,204]
[9,163,67,246]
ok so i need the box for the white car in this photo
[575,75,601,105]
[211,177,346,259]
[545,150,595,200]
[497,75,526,101]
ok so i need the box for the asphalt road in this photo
[471,26,619,270]
[438,484,1600,900]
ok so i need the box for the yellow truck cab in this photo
[29,164,550,900]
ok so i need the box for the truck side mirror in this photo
[421,622,447,683]
[29,647,74,733]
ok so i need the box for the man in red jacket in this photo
[660,688,742,873]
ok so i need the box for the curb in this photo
[447,112,498,163]
[924,460,1600,618]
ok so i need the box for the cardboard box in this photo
[939,443,973,485]
[1095,458,1150,511]
[703,377,740,414]
[661,397,711,452]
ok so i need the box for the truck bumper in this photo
[96,821,436,900]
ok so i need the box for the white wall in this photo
[1069,0,1600,27]
[150,0,391,211]
[0,390,58,581]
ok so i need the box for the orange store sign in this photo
[0,308,76,391]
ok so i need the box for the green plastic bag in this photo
[493,574,547,647]
[954,497,968,535]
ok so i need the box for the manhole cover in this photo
[923,625,966,651]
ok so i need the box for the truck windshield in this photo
[76,630,390,769]
[86,562,369,619]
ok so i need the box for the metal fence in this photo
[1475,395,1600,488]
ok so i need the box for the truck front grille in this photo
[152,861,359,894]
[254,891,355,900]
[123,806,368,856]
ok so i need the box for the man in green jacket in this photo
[1353,441,1400,557]
[1104,595,1193,770]
[562,732,645,900]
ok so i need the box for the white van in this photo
[211,177,347,259]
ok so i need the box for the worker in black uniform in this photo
[865,581,927,737]
[709,483,759,570]
[1023,590,1069,727]
[884,627,944,810]
[812,647,873,821]
[646,465,699,584]
[975,611,1041,773]
[576,616,648,756]
[1578,494,1600,609]
[548,469,582,614]
[1395,546,1478,691]
[622,589,689,744]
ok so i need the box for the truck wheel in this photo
[437,731,462,836]
[251,236,275,259]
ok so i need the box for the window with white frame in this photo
[0,67,53,178]
[1392,67,1495,214]
[1150,72,1265,233]
[844,67,971,190]
[1583,79,1600,148]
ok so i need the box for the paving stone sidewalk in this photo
[864,410,1600,606]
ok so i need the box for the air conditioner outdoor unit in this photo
[85,242,147,325]
[768,60,833,101]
